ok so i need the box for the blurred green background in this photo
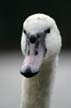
[0,0,71,50]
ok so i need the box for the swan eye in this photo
[23,29,27,35]
[44,28,50,34]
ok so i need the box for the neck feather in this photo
[20,58,56,108]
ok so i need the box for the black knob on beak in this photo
[29,35,37,44]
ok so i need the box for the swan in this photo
[20,13,62,108]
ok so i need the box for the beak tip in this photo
[20,69,39,78]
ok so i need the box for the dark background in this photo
[0,0,71,50]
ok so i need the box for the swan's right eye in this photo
[23,29,27,35]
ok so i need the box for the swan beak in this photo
[20,53,44,78]
[20,67,39,78]
[20,34,45,78]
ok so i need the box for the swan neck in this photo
[20,59,56,108]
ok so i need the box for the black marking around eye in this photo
[35,40,39,49]
[28,50,30,55]
[44,48,47,56]
[23,29,27,35]
[44,28,50,34]
[34,40,39,56]
[37,34,40,38]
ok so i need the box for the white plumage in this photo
[20,13,62,108]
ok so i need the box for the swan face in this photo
[20,14,62,78]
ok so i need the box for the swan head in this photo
[20,13,62,78]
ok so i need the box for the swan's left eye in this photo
[44,28,50,34]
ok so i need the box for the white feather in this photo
[20,13,62,108]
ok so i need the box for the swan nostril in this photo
[35,50,38,56]
[29,35,37,44]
